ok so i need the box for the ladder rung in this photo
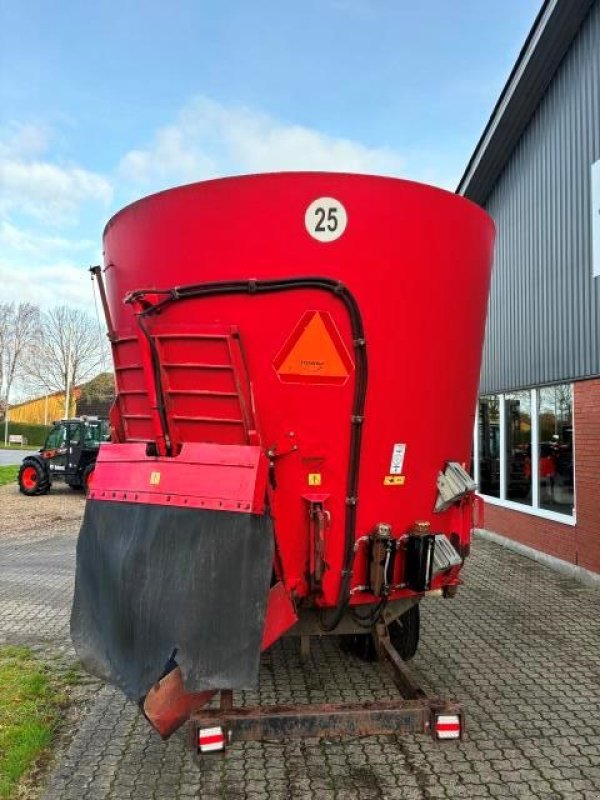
[161,362,233,371]
[172,415,244,425]
[155,333,231,341]
[168,389,238,398]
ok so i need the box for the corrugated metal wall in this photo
[480,0,600,395]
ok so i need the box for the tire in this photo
[82,463,95,496]
[18,458,51,496]
[388,604,420,661]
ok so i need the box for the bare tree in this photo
[0,303,9,415]
[1,302,40,430]
[24,305,109,417]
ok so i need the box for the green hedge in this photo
[0,422,51,447]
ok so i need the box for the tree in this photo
[78,372,115,416]
[1,302,40,431]
[0,304,8,417]
[24,305,109,417]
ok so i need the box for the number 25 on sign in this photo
[305,197,348,243]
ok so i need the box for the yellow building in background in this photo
[6,374,114,425]
[8,390,78,425]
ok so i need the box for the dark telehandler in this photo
[18,417,109,496]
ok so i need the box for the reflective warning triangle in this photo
[273,311,354,385]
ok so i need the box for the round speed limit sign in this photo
[305,197,348,242]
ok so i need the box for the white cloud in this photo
[0,257,98,310]
[0,123,112,225]
[120,125,217,185]
[0,160,112,224]
[0,122,49,160]
[118,96,406,191]
[0,123,109,312]
[0,220,94,257]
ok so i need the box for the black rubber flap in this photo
[71,500,274,701]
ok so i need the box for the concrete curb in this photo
[474,528,600,590]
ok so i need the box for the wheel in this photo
[339,632,378,662]
[82,463,95,495]
[18,459,51,496]
[388,604,420,661]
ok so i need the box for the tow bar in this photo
[190,623,463,754]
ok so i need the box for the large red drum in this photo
[102,172,494,608]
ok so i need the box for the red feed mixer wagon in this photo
[71,172,494,751]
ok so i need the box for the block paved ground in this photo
[0,482,599,799]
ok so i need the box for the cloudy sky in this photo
[1,0,540,312]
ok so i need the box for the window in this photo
[83,420,110,447]
[505,391,531,506]
[478,396,500,497]
[538,386,574,516]
[45,425,66,450]
[474,384,574,520]
[69,425,82,446]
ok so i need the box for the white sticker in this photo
[305,197,348,242]
[389,443,406,475]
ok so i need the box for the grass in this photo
[0,466,18,486]
[0,646,69,799]
[0,445,36,451]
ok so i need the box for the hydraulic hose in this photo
[126,276,368,632]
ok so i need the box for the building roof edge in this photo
[457,0,595,203]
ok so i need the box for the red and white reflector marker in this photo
[434,714,461,740]
[198,726,226,753]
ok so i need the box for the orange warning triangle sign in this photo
[274,311,354,385]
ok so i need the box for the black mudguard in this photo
[71,500,274,701]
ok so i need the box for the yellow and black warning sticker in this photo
[150,471,161,486]
[384,475,405,486]
[308,473,322,486]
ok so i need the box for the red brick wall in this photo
[574,378,600,572]
[483,377,600,574]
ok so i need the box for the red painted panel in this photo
[90,442,268,514]
[261,582,299,651]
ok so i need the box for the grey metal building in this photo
[458,0,600,574]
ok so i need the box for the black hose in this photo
[136,314,173,454]
[127,276,368,632]
[350,596,388,629]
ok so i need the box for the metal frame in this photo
[190,625,462,751]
